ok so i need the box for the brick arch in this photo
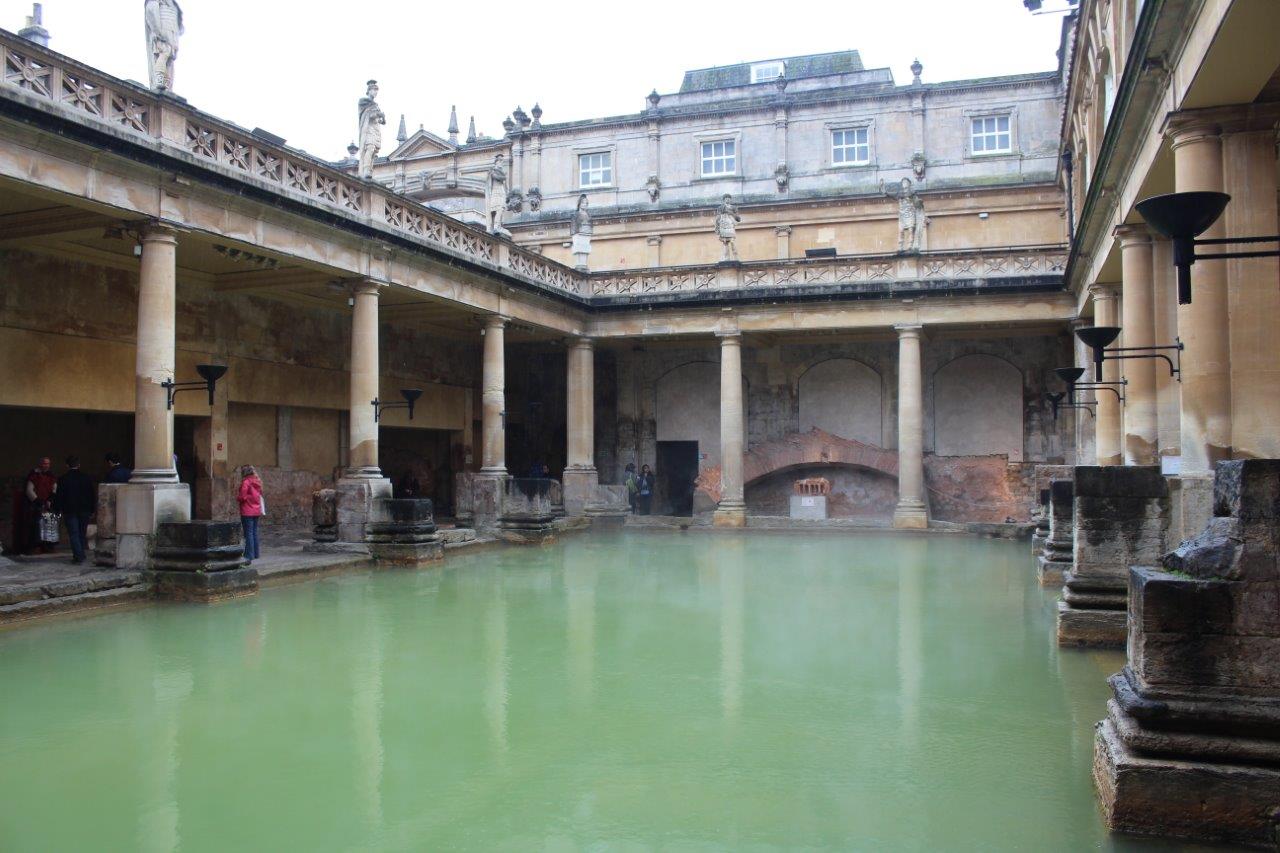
[743,428,899,485]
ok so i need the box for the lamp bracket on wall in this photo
[1075,327,1182,384]
[372,388,423,422]
[1045,391,1095,421]
[162,364,227,410]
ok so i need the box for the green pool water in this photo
[0,532,1200,851]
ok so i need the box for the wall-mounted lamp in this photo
[162,364,227,410]
[1074,325,1182,383]
[1054,364,1126,404]
[1135,191,1280,305]
[372,388,423,422]
[1044,390,1094,421]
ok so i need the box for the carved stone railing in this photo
[0,31,584,298]
[586,247,1067,299]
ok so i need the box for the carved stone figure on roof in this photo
[715,194,741,263]
[487,153,509,234]
[570,194,592,270]
[143,0,184,92]
[882,177,925,253]
[357,80,385,180]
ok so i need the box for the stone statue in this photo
[570,194,592,270]
[486,154,509,234]
[715,194,741,262]
[882,177,925,253]
[143,0,184,92]
[357,80,385,180]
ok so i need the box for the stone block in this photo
[1075,465,1168,499]
[312,489,336,542]
[366,498,442,565]
[114,482,192,570]
[150,521,246,573]
[562,467,597,516]
[151,566,259,603]
[498,478,556,543]
[94,482,122,566]
[1056,599,1126,647]
[1214,459,1280,523]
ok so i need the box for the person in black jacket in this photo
[54,455,95,564]
[103,452,132,484]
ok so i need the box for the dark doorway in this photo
[657,441,699,516]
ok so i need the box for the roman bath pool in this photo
[0,532,1201,850]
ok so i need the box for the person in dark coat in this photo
[53,455,95,564]
[637,464,656,515]
[103,452,132,483]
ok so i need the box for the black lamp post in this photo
[1135,191,1280,305]
[372,388,423,422]
[1054,364,1125,404]
[163,364,227,409]
[1074,326,1182,384]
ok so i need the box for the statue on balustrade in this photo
[487,154,509,235]
[716,194,741,263]
[143,0,183,92]
[881,177,925,253]
[570,194,592,270]
[357,80,385,180]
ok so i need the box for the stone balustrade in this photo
[0,32,1066,308]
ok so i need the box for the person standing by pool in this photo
[23,457,57,554]
[638,464,655,515]
[624,463,638,514]
[236,465,264,565]
[53,456,94,564]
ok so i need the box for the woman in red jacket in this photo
[236,465,264,565]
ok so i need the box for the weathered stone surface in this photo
[498,478,556,544]
[94,483,122,566]
[366,498,442,564]
[1095,460,1280,847]
[1038,478,1073,586]
[151,521,246,573]
[312,489,337,542]
[151,566,259,602]
[1056,600,1126,647]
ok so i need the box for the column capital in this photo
[138,221,180,243]
[352,279,381,297]
[1113,223,1152,247]
[893,323,923,338]
[483,314,509,331]
[715,330,742,342]
[1163,112,1221,150]
[645,234,663,246]
[1088,282,1119,303]
[774,225,793,236]
[567,335,594,351]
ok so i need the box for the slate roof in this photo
[679,51,865,92]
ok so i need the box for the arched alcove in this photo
[797,358,883,446]
[933,354,1024,460]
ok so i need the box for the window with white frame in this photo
[751,61,784,83]
[971,115,1012,154]
[578,151,612,188]
[700,139,737,176]
[832,127,870,165]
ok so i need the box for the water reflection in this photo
[896,536,927,750]
[719,537,745,724]
[565,544,598,707]
[484,583,509,758]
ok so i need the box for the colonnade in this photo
[121,227,935,536]
[1086,107,1280,534]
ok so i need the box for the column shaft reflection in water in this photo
[352,597,386,834]
[484,585,510,758]
[896,537,927,751]
[565,544,598,707]
[719,538,745,724]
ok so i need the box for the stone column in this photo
[1151,238,1181,459]
[132,224,180,483]
[347,281,382,478]
[1090,284,1123,466]
[116,223,191,569]
[713,332,746,527]
[893,324,928,529]
[1223,117,1280,460]
[563,337,598,515]
[1116,226,1158,465]
[1037,478,1074,587]
[480,316,507,476]
[774,225,792,259]
[1168,115,1231,477]
[646,235,662,267]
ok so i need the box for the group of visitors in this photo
[7,453,130,561]
[4,453,267,567]
[624,463,656,515]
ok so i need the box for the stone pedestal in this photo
[1057,466,1170,648]
[584,483,630,526]
[312,489,336,542]
[1094,460,1280,847]
[1037,479,1073,587]
[334,476,392,544]
[115,481,192,569]
[366,498,442,564]
[93,483,122,567]
[455,471,503,532]
[562,467,598,516]
[498,478,556,544]
[149,520,257,602]
[1031,487,1051,555]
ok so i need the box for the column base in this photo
[148,520,256,602]
[562,467,599,516]
[128,468,180,484]
[713,502,746,528]
[366,497,443,565]
[115,481,192,569]
[1056,598,1126,647]
[1036,556,1069,587]
[892,501,928,529]
[334,476,392,544]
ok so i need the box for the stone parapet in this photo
[1057,466,1170,648]
[1094,460,1280,847]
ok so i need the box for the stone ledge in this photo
[1056,600,1126,648]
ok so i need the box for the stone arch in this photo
[743,429,899,485]
[655,361,746,470]
[933,353,1024,460]
[797,358,883,446]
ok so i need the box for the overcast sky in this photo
[4,0,1068,160]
